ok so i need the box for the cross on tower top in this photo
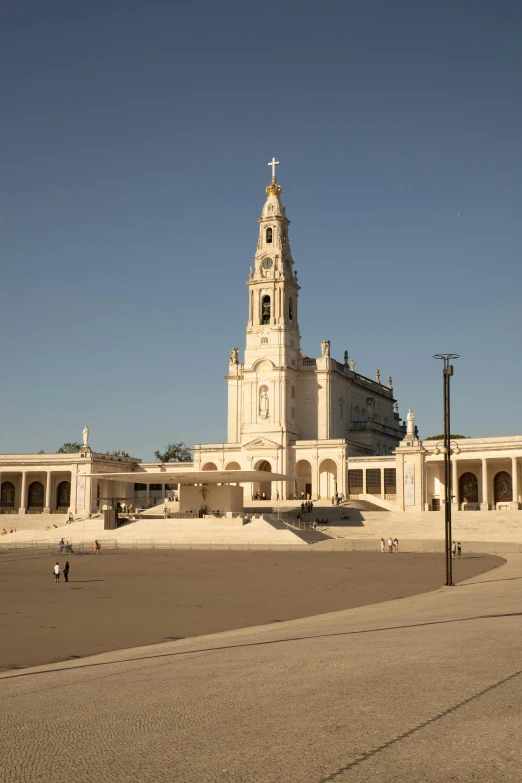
[268,157,280,180]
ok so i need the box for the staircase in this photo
[266,514,330,544]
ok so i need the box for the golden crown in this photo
[266,179,282,197]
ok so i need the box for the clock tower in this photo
[244,158,301,369]
[226,159,301,450]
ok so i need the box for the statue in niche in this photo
[344,350,349,366]
[407,408,415,436]
[82,425,90,448]
[259,387,269,420]
[321,340,330,358]
[229,347,239,364]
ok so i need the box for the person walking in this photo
[63,561,70,583]
[451,541,457,559]
[380,538,385,553]
[393,537,399,553]
[457,541,462,559]
[387,537,393,553]
[94,540,101,555]
[59,537,65,553]
[53,562,61,583]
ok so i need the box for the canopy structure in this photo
[82,469,296,514]
[85,470,296,485]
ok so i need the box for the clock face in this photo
[262,257,273,269]
[258,363,270,378]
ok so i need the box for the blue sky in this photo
[1,0,521,459]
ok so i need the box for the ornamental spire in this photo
[266,156,282,196]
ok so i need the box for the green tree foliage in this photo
[37,449,45,454]
[425,434,469,440]
[56,442,82,453]
[106,450,130,458]
[154,442,193,463]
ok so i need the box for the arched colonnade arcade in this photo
[0,471,73,514]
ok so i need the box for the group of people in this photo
[58,538,74,554]
[2,527,17,535]
[300,500,314,514]
[331,493,344,506]
[312,518,329,529]
[53,561,70,582]
[381,537,399,553]
[452,541,463,559]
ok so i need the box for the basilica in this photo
[192,160,405,499]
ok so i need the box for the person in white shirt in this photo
[387,537,393,553]
[380,538,385,553]
[53,562,61,583]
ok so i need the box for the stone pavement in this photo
[1,556,521,782]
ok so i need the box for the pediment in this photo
[244,437,281,450]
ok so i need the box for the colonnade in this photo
[0,470,73,514]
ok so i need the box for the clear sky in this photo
[1,0,521,459]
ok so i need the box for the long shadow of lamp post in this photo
[433,354,460,586]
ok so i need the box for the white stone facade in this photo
[193,170,406,499]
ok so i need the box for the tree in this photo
[425,434,469,440]
[38,449,45,454]
[56,442,82,453]
[106,450,130,458]
[154,442,192,463]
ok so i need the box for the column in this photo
[362,469,367,495]
[512,458,519,509]
[380,468,384,498]
[451,458,458,509]
[19,472,27,513]
[44,471,52,513]
[481,459,489,510]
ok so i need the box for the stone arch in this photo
[0,481,15,508]
[56,480,71,509]
[494,471,512,503]
[295,459,312,499]
[225,462,241,470]
[201,462,218,471]
[459,472,478,503]
[319,459,337,499]
[266,226,273,243]
[28,481,44,509]
[254,459,272,500]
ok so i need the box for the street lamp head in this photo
[440,446,448,454]
[453,447,461,455]
[433,448,440,455]
[433,354,460,361]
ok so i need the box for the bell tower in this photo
[244,158,301,371]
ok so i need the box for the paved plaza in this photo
[1,553,521,782]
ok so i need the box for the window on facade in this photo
[261,336,268,344]
[361,409,367,422]
[266,227,273,243]
[291,386,295,398]
[289,297,293,321]
[261,295,271,324]
[339,398,344,419]
[384,468,397,494]
[348,469,363,493]
[291,407,295,418]
[354,406,360,421]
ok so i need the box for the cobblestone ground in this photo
[1,556,521,783]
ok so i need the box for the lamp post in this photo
[433,354,460,586]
